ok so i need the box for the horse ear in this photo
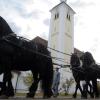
[80,55,83,60]
[0,16,14,37]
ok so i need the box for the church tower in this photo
[48,0,75,66]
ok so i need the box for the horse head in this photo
[70,53,80,68]
[81,51,95,69]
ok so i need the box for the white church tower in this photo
[48,0,75,66]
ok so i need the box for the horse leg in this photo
[87,82,94,98]
[92,79,99,98]
[0,81,7,96]
[42,59,53,99]
[73,83,78,98]
[6,72,14,97]
[3,71,14,97]
[0,72,9,96]
[27,72,40,98]
[73,80,83,98]
[82,80,91,99]
[0,71,14,99]
[0,76,8,99]
[42,78,53,99]
[78,83,84,98]
[0,82,4,95]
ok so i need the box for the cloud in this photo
[70,0,99,48]
[9,22,22,34]
[30,10,45,19]
[0,0,50,39]
[43,18,50,26]
[41,0,54,8]
[69,0,95,9]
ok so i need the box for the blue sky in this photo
[1,0,100,62]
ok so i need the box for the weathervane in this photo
[60,0,67,3]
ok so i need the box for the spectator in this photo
[52,67,60,97]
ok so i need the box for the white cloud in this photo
[1,0,100,62]
[68,0,100,62]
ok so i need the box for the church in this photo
[48,0,75,67]
[32,0,83,93]
[7,0,83,94]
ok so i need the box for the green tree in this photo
[66,77,74,95]
[62,77,74,95]
[23,72,33,87]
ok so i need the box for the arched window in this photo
[54,13,59,20]
[69,15,70,21]
[67,14,69,19]
[55,14,57,20]
[57,13,59,18]
[67,13,71,21]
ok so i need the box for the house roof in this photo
[50,2,75,14]
[31,36,48,47]
[74,48,84,57]
[32,36,83,57]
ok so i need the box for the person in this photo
[52,67,60,97]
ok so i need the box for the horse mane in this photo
[83,52,95,65]
[0,16,14,38]
[70,53,80,67]
[29,40,49,55]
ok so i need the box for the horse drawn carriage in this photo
[1,16,100,99]
[0,16,54,99]
[70,52,100,99]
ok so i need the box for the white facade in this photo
[48,1,75,66]
[48,1,76,93]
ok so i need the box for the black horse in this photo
[0,16,15,97]
[70,53,93,98]
[81,51,99,98]
[0,16,53,98]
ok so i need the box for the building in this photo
[48,0,75,66]
[9,1,83,94]
[47,0,76,93]
[33,36,83,56]
[33,36,83,93]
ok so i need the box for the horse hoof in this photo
[53,94,58,98]
[43,96,51,99]
[90,94,94,98]
[95,95,99,99]
[81,95,87,99]
[6,92,14,97]
[0,95,8,99]
[26,93,34,98]
[73,94,76,98]
[43,94,52,99]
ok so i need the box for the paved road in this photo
[2,96,99,100]
[0,95,78,100]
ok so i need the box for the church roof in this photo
[32,36,83,57]
[31,36,48,47]
[74,48,84,57]
[50,1,75,14]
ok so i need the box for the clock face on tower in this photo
[60,0,67,2]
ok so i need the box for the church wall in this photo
[48,1,75,94]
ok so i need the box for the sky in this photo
[1,0,100,63]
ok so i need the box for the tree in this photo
[23,72,33,87]
[66,77,74,95]
[62,77,74,95]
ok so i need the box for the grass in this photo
[15,92,43,97]
[15,92,81,97]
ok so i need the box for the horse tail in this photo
[42,56,53,98]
